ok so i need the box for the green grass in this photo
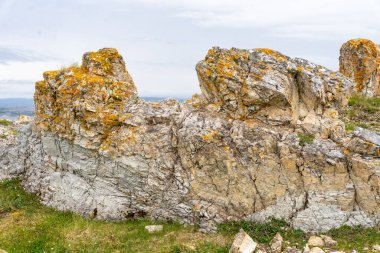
[348,94,380,110]
[218,219,307,247]
[342,93,380,132]
[0,179,231,253]
[297,133,315,146]
[327,225,380,252]
[0,119,12,126]
[1,179,380,252]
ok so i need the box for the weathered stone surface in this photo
[339,39,380,97]
[197,47,352,123]
[145,225,163,233]
[229,229,257,253]
[303,244,311,253]
[270,232,283,253]
[1,46,379,233]
[0,121,27,180]
[321,235,337,247]
[310,247,325,253]
[307,236,324,247]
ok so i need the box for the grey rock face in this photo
[0,47,379,233]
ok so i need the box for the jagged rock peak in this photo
[34,48,138,138]
[196,47,353,121]
[339,38,380,97]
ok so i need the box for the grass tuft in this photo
[218,218,307,246]
[297,133,315,146]
[0,119,13,126]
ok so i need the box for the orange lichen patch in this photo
[202,129,219,142]
[35,81,48,90]
[244,119,258,128]
[339,39,380,94]
[296,67,303,72]
[83,48,123,77]
[34,48,137,143]
[43,70,60,80]
[343,148,351,155]
[345,39,378,51]
[256,48,288,62]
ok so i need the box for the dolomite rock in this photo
[229,229,257,253]
[196,47,352,123]
[310,247,325,253]
[307,236,324,247]
[1,46,380,233]
[303,244,311,253]
[0,121,26,180]
[339,39,380,97]
[321,235,337,247]
[270,233,283,253]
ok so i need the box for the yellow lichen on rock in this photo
[339,38,380,96]
[34,48,138,142]
[256,48,288,62]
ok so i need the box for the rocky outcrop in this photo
[1,46,380,232]
[339,39,380,97]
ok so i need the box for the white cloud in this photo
[123,0,380,39]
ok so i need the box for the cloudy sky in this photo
[0,0,379,99]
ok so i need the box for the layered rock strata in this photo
[1,46,380,232]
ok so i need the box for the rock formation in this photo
[1,45,379,232]
[339,39,380,97]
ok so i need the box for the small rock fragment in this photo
[144,225,163,233]
[303,244,311,253]
[270,233,283,253]
[321,235,337,247]
[310,247,325,253]
[373,245,380,252]
[255,249,267,253]
[284,246,302,253]
[0,249,8,253]
[308,236,325,247]
[229,229,257,253]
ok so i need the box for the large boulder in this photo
[339,39,380,97]
[1,46,379,233]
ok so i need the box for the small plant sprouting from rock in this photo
[58,62,80,73]
[297,133,315,146]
